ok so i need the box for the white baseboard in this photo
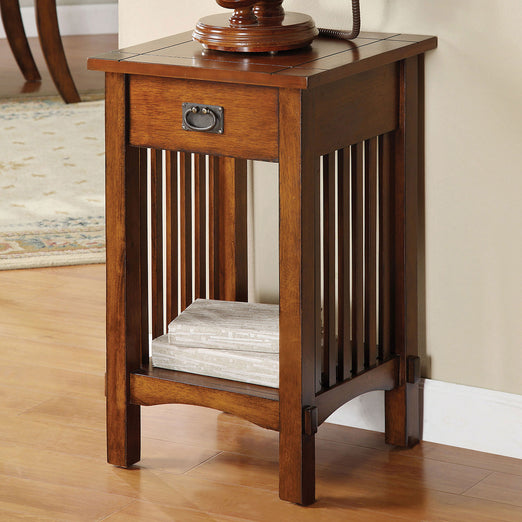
[0,4,117,39]
[326,378,522,460]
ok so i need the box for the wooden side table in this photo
[88,31,437,505]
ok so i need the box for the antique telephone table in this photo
[88,8,436,503]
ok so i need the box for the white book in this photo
[151,299,280,387]
[167,299,279,354]
[151,335,279,388]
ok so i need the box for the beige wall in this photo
[119,1,522,395]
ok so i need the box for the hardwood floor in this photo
[0,34,117,99]
[1,33,521,521]
[1,264,522,520]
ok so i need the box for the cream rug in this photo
[0,96,105,270]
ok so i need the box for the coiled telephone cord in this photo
[318,0,361,40]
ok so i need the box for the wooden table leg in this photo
[35,0,80,103]
[385,55,422,448]
[105,73,145,467]
[278,88,318,505]
[0,0,41,81]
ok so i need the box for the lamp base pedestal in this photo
[193,12,318,53]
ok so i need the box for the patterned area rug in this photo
[0,96,105,270]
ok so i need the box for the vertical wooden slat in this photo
[314,156,322,394]
[104,72,140,467]
[365,138,378,368]
[208,155,219,300]
[217,156,248,302]
[179,151,192,311]
[138,148,149,366]
[150,149,164,338]
[165,150,178,324]
[351,142,364,375]
[379,133,393,362]
[337,147,351,381]
[322,152,337,387]
[194,154,207,299]
[207,156,247,302]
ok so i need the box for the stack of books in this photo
[151,299,279,388]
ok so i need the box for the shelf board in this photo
[130,364,280,431]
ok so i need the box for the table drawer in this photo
[129,76,279,161]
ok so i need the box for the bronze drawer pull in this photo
[182,103,224,134]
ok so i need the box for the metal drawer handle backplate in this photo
[182,103,224,134]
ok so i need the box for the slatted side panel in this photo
[165,151,178,324]
[194,154,207,300]
[150,149,164,338]
[143,151,248,348]
[365,138,378,369]
[179,152,192,313]
[322,152,337,388]
[337,148,351,382]
[379,134,394,362]
[315,133,395,394]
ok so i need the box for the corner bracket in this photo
[303,406,318,436]
[406,356,421,384]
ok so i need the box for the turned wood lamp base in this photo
[194,1,318,53]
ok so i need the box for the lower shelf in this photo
[130,364,280,431]
[129,357,398,433]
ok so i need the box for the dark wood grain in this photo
[278,88,317,505]
[194,154,207,299]
[88,33,437,90]
[215,156,248,302]
[150,149,164,338]
[385,56,421,448]
[322,152,337,388]
[193,11,318,53]
[315,358,397,424]
[0,0,41,81]
[104,72,141,467]
[138,148,149,367]
[365,137,378,368]
[165,150,179,324]
[179,152,192,312]
[151,38,375,69]
[351,142,364,376]
[308,64,398,155]
[337,148,351,381]
[98,31,434,505]
[207,156,248,302]
[129,76,279,161]
[35,0,80,103]
[379,133,393,362]
[130,370,279,432]
[208,156,219,300]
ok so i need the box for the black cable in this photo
[318,0,361,41]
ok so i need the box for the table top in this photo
[88,31,436,89]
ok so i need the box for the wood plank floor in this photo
[1,264,522,521]
[0,34,117,99]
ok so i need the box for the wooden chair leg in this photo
[0,0,41,81]
[35,0,80,103]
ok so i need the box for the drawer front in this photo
[129,76,279,161]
